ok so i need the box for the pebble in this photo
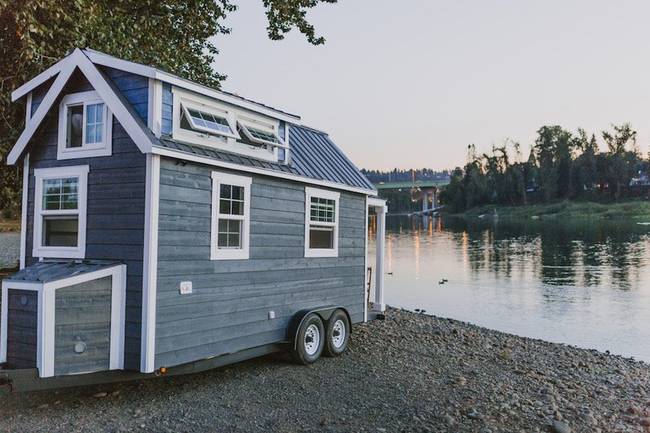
[93,392,108,398]
[551,420,571,433]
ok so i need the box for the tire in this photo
[323,310,350,357]
[291,313,325,364]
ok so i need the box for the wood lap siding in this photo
[24,72,147,370]
[54,277,112,376]
[155,158,366,368]
[6,290,38,369]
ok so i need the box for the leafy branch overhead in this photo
[0,0,337,216]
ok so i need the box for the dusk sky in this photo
[215,1,650,171]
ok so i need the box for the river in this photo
[368,215,650,361]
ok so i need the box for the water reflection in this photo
[372,215,650,360]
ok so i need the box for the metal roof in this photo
[5,260,122,284]
[154,125,375,192]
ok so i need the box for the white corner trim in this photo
[148,79,163,137]
[25,92,32,124]
[304,187,340,258]
[210,171,252,261]
[364,195,369,323]
[151,146,377,196]
[141,153,160,373]
[32,165,89,260]
[57,90,113,160]
[19,154,29,269]
[8,57,76,165]
[1,265,126,377]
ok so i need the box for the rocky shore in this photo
[1,308,649,433]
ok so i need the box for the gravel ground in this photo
[1,308,649,433]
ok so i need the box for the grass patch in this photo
[0,218,20,232]
[456,200,650,221]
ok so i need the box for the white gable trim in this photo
[83,49,301,124]
[7,49,152,165]
[12,59,66,102]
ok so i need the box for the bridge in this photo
[374,179,450,215]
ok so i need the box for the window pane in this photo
[85,103,104,144]
[220,184,232,199]
[231,200,242,216]
[43,216,78,247]
[231,186,243,200]
[309,226,334,249]
[67,105,83,148]
[219,199,230,214]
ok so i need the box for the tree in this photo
[0,0,337,216]
[602,123,638,199]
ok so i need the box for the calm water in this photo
[0,232,19,268]
[369,216,650,361]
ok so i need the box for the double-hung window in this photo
[33,165,89,259]
[211,171,251,260]
[304,187,340,258]
[57,91,112,160]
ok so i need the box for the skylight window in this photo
[180,104,238,139]
[238,122,286,148]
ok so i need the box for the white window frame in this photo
[304,187,340,258]
[32,165,89,259]
[57,90,112,160]
[210,171,252,260]
[237,115,287,149]
[171,87,281,163]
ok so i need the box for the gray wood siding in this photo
[54,276,112,376]
[6,290,38,369]
[155,157,366,368]
[24,72,146,370]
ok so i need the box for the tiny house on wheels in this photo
[0,49,388,392]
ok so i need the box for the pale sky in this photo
[214,0,650,171]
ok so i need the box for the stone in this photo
[93,392,108,398]
[551,420,571,433]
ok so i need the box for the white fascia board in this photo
[83,49,301,125]
[72,49,152,154]
[151,146,377,196]
[368,197,387,209]
[7,57,76,165]
[11,57,67,102]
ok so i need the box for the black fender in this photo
[288,306,352,350]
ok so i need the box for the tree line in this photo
[439,124,650,213]
[361,168,450,184]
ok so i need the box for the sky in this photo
[213,0,650,171]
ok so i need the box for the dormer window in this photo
[171,87,288,163]
[57,91,112,160]
[180,103,238,140]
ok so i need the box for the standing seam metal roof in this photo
[154,125,375,192]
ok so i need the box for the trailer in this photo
[0,48,388,392]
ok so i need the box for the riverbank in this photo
[1,308,648,433]
[457,200,650,220]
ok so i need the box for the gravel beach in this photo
[1,308,649,433]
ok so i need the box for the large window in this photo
[57,91,112,160]
[304,187,340,258]
[211,171,251,260]
[33,165,89,259]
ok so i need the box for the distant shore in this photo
[452,200,650,221]
[0,218,20,233]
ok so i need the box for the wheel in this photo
[291,313,325,364]
[324,310,350,357]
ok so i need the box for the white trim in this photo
[32,165,89,260]
[151,146,377,196]
[8,56,76,165]
[57,90,113,160]
[147,79,163,137]
[210,171,252,260]
[82,49,301,124]
[25,92,32,124]
[1,265,126,377]
[141,154,160,373]
[12,59,65,102]
[304,187,340,258]
[369,200,388,313]
[368,197,387,208]
[19,154,29,269]
[364,195,369,322]
[7,49,153,165]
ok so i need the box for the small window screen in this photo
[43,216,78,247]
[309,226,334,249]
[66,105,84,148]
